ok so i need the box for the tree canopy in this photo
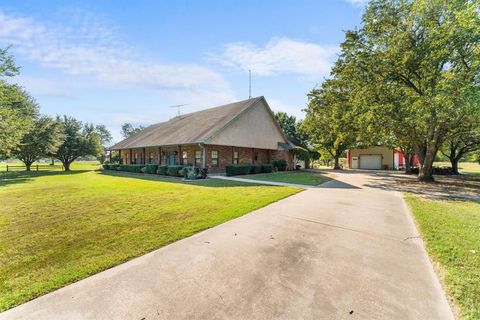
[0,81,39,157]
[304,0,480,179]
[11,116,64,171]
[52,116,104,171]
[121,123,145,139]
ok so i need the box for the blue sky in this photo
[0,0,366,141]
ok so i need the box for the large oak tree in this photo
[12,116,64,171]
[52,116,103,171]
[340,0,480,181]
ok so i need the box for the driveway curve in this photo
[0,171,453,320]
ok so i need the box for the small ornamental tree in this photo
[12,116,64,171]
[52,116,103,171]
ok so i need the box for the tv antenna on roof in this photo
[248,69,252,99]
[169,104,188,117]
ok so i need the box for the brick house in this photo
[107,96,294,173]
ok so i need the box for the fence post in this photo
[36,164,39,171]
[6,165,8,172]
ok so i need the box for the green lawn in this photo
[0,160,100,172]
[0,168,299,311]
[246,170,330,186]
[405,195,480,320]
[434,161,480,176]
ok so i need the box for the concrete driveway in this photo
[1,171,453,320]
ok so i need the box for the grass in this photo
[405,195,480,320]
[0,160,100,172]
[246,170,330,186]
[434,161,480,176]
[0,167,299,311]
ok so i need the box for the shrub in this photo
[226,164,251,176]
[250,164,262,174]
[182,166,199,179]
[166,165,184,177]
[157,165,167,175]
[144,164,158,174]
[261,163,273,173]
[272,159,287,171]
[103,164,119,170]
[116,164,145,173]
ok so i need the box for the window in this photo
[233,151,239,164]
[149,152,154,164]
[211,150,218,167]
[195,150,202,167]
[182,151,188,164]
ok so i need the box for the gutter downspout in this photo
[198,143,206,169]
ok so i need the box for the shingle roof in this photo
[108,96,263,150]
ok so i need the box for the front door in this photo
[167,152,176,165]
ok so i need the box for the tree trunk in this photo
[63,161,71,171]
[304,159,311,169]
[450,158,459,175]
[333,156,340,170]
[25,163,31,171]
[418,146,436,182]
[404,153,414,174]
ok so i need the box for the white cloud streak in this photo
[212,38,338,78]
[0,11,232,96]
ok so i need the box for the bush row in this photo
[225,163,273,177]
[103,164,186,177]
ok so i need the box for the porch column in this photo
[118,150,121,164]
[201,144,206,169]
[109,151,112,163]
[130,149,133,164]
[158,146,161,164]
[143,148,146,164]
[231,146,234,163]
[179,145,182,165]
[252,148,255,164]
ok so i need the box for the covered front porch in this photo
[109,144,293,173]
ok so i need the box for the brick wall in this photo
[117,144,293,172]
[271,150,294,170]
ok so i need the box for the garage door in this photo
[359,155,382,170]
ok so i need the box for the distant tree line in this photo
[0,48,112,171]
[300,0,480,181]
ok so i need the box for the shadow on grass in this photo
[362,172,480,202]
[99,170,285,188]
[0,170,89,187]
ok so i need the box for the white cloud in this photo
[212,38,338,78]
[0,11,232,95]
